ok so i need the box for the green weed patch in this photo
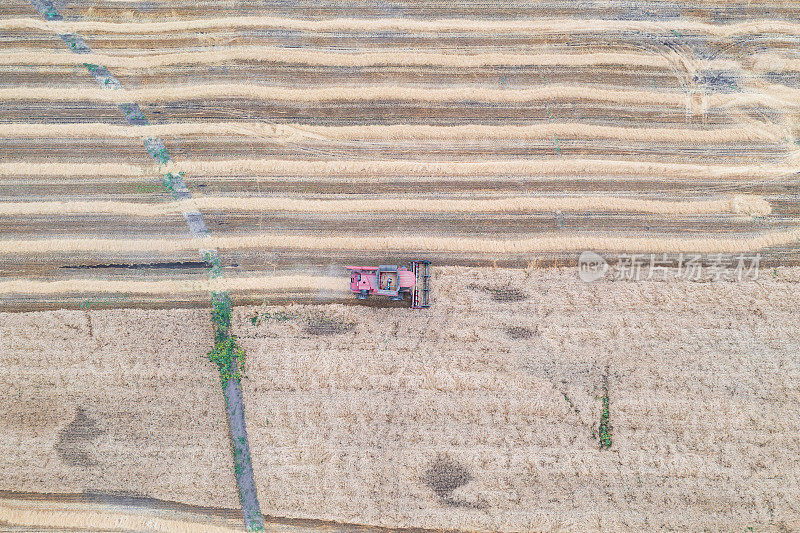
[208,292,246,384]
[598,395,612,449]
[250,310,296,325]
[598,372,612,449]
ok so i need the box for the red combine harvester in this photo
[346,261,431,308]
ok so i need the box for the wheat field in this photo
[2,0,800,530]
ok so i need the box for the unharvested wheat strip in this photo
[0,275,342,296]
[0,122,780,144]
[275,123,781,144]
[0,162,144,177]
[0,84,695,107]
[2,16,800,37]
[1,159,795,180]
[0,195,772,217]
[713,78,800,110]
[1,48,706,70]
[0,501,242,532]
[734,79,800,109]
[750,53,800,73]
[2,228,799,255]
[4,83,782,109]
[170,159,798,180]
[3,82,787,110]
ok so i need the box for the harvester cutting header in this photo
[346,261,431,308]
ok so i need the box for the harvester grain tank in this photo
[346,261,431,308]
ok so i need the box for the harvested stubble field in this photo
[2,267,800,531]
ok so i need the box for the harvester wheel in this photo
[358,290,369,299]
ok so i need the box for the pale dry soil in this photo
[1,266,799,532]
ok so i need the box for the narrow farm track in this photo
[0,492,401,533]
[1,0,799,309]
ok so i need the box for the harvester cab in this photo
[346,260,430,308]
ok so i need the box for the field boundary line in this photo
[0,500,242,533]
[0,492,421,533]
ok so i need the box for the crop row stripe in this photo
[0,84,692,106]
[1,84,795,109]
[0,275,343,296]
[0,122,781,143]
[0,159,795,180]
[1,48,721,70]
[2,16,800,37]
[0,195,772,217]
[2,228,799,255]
